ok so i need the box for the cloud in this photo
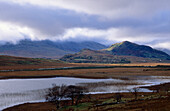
[0,1,114,37]
[152,42,170,50]
[2,21,169,45]
[0,1,73,37]
[3,0,170,19]
[0,21,43,43]
[59,27,170,45]
[0,0,170,50]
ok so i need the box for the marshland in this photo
[0,63,170,111]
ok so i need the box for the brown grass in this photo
[0,66,170,80]
[4,92,170,111]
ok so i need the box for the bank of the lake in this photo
[4,87,170,111]
[0,76,170,110]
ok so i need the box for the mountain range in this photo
[1,40,170,63]
[0,40,107,58]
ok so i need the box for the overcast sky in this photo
[0,0,170,49]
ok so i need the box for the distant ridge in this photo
[160,49,170,55]
[0,40,107,58]
[102,41,170,60]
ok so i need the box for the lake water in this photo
[0,76,169,110]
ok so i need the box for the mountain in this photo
[60,49,131,63]
[102,41,170,60]
[1,40,169,63]
[160,49,170,56]
[60,41,170,63]
[60,48,170,63]
[0,40,107,58]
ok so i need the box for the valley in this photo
[0,41,170,111]
[1,1,170,110]
[0,56,170,110]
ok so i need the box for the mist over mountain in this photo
[0,40,107,58]
[159,49,170,56]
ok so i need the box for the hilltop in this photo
[102,41,170,60]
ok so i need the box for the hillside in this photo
[60,41,170,63]
[60,49,170,63]
[60,49,131,63]
[0,40,107,58]
[0,55,63,66]
[102,41,170,60]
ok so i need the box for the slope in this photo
[60,49,131,63]
[102,41,170,60]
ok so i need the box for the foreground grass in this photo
[4,92,170,111]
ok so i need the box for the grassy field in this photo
[4,89,170,111]
[1,63,170,110]
[0,56,170,79]
[1,56,170,110]
[0,65,170,79]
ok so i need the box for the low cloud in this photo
[152,42,170,50]
[0,21,40,43]
[59,27,170,45]
[1,21,169,49]
[0,0,170,50]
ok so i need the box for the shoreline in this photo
[1,76,169,111]
[1,64,170,110]
[3,82,170,111]
[0,75,109,80]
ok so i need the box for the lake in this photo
[0,76,169,110]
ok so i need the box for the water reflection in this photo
[0,76,169,110]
